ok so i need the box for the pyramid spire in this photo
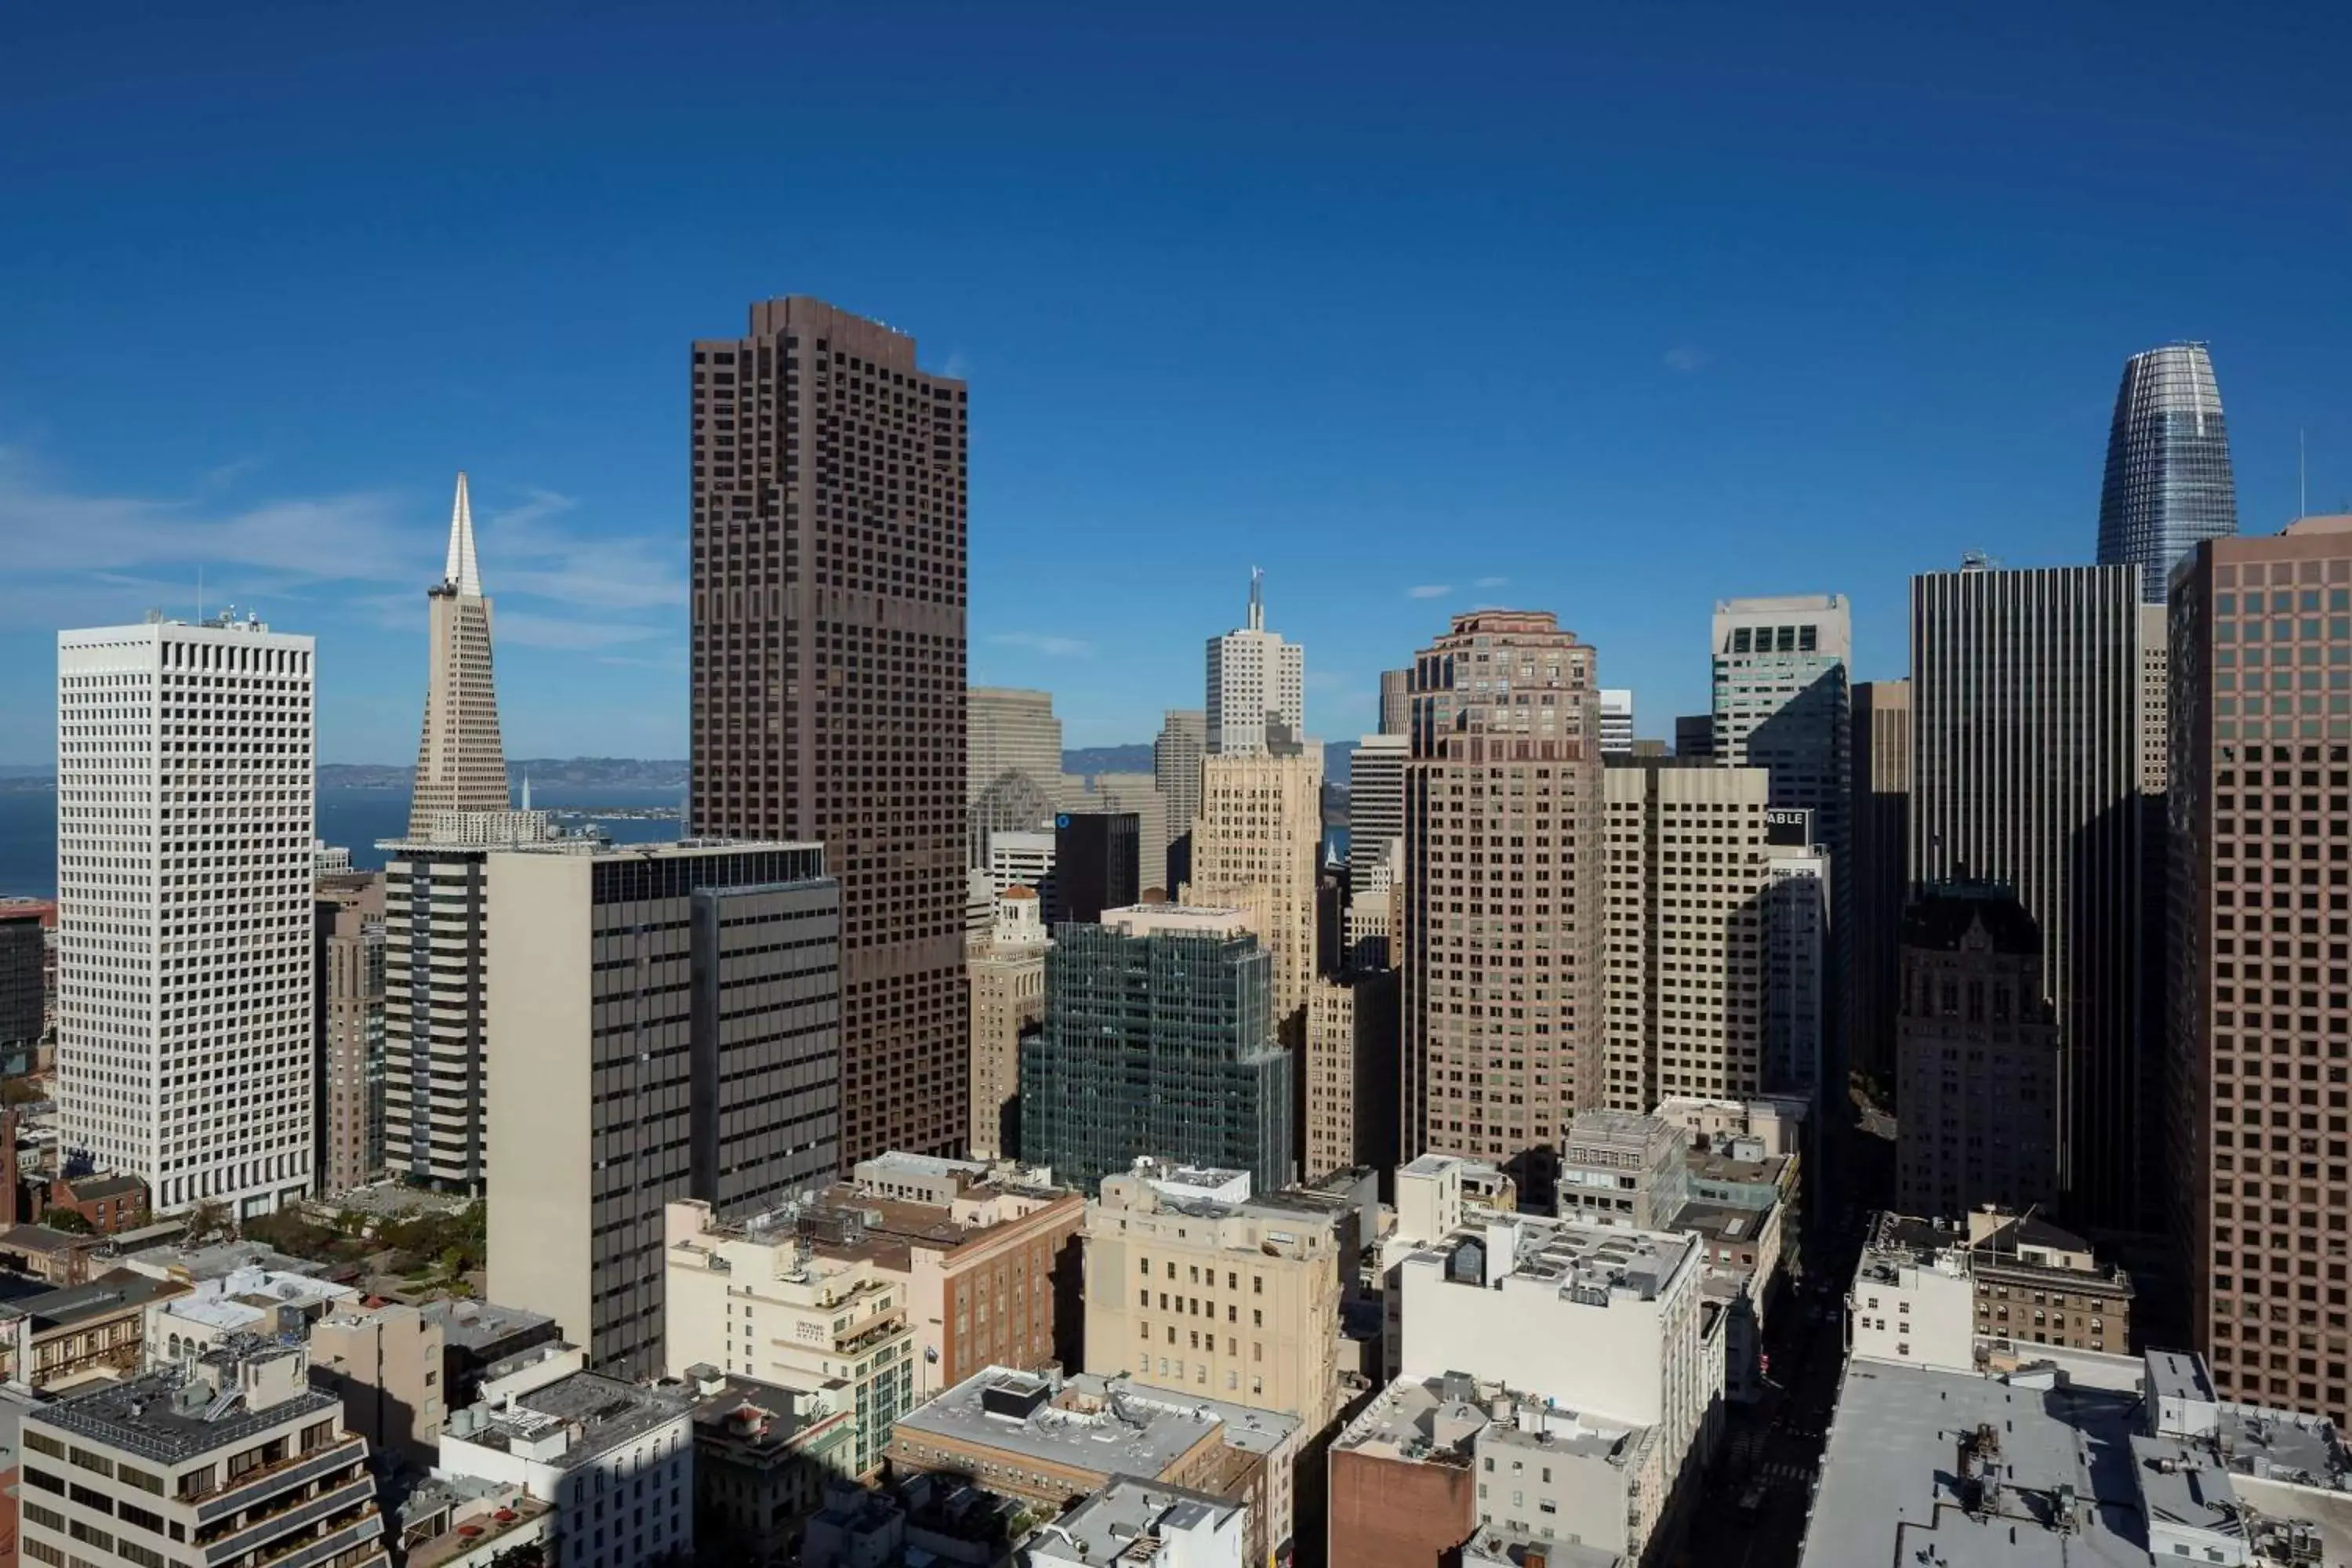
[444,471,483,597]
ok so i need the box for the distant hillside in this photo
[1064,744,1153,777]
[314,758,688,790]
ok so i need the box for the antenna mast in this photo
[1248,566,1264,632]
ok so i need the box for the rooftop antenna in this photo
[1248,566,1264,632]
[2301,427,2309,521]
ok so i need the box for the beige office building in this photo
[1305,971,1400,1179]
[1602,761,1771,1112]
[664,1200,916,1478]
[967,887,1049,1160]
[1403,612,1607,1203]
[485,841,840,1380]
[1086,771,1172,896]
[1080,1162,1348,1424]
[1185,750,1324,1040]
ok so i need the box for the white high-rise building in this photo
[57,612,316,1215]
[1205,569,1305,755]
[1348,732,1408,891]
[1599,688,1635,755]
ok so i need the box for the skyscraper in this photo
[2167,515,2352,1421]
[1601,759,1770,1113]
[486,840,840,1379]
[967,687,1078,865]
[1022,905,1292,1196]
[2097,342,2238,604]
[1911,562,2150,1230]
[1185,750,1324,1042]
[1051,810,1139,924]
[407,474,510,836]
[1379,669,1411,736]
[1346,732,1409,892]
[688,296,967,1166]
[1599,689,1635,755]
[1206,570,1305,755]
[967,888,1048,1160]
[57,614,315,1214]
[383,498,550,1196]
[1849,680,1911,1090]
[1403,611,1605,1198]
[1711,594,1852,1107]
[315,869,386,1196]
[1154,708,1207,884]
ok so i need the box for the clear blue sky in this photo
[3,2,2346,762]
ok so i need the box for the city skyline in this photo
[3,9,2344,764]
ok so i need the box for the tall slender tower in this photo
[2098,342,2238,604]
[407,474,509,835]
[688,296,968,1165]
[1403,611,1605,1203]
[1911,561,2149,1231]
[1206,570,1305,755]
[57,615,316,1214]
[2169,515,2352,1424]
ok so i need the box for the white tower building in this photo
[1205,569,1305,755]
[56,612,316,1214]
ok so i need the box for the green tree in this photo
[42,1207,93,1235]
[182,1200,232,1245]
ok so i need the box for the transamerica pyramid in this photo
[406,473,510,833]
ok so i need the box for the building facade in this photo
[23,1339,389,1568]
[1081,1163,1348,1423]
[2167,517,2352,1422]
[1848,679,1911,1091]
[1599,688,1636,755]
[1023,906,1293,1196]
[2097,341,2239,604]
[1602,760,1771,1113]
[314,870,386,1196]
[1911,562,2151,1230]
[407,472,510,835]
[1156,709,1207,873]
[1185,750,1324,1040]
[1893,885,2060,1221]
[1379,668,1411,736]
[967,888,1047,1162]
[56,615,314,1216]
[967,688,1076,868]
[1303,970,1400,1181]
[1403,612,1607,1200]
[1051,809,1139,924]
[1084,774,1171,898]
[664,1200,915,1478]
[486,841,840,1380]
[1347,732,1409,893]
[688,296,968,1167]
[0,909,41,1061]
[1762,831,1831,1102]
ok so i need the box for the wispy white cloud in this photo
[1662,346,1710,373]
[1474,575,1508,589]
[989,630,1094,659]
[1406,584,1452,599]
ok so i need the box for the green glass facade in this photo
[1023,921,1294,1196]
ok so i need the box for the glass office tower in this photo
[2097,342,2238,604]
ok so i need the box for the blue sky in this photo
[2,2,2347,762]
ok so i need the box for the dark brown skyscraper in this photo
[688,296,968,1165]
[2169,516,2352,1425]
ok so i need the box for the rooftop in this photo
[31,1341,341,1465]
[688,1370,852,1460]
[1333,1373,1490,1465]
[1035,1476,1241,1567]
[1411,1215,1695,1306]
[1799,1360,2146,1568]
[895,1367,1298,1477]
[119,1238,330,1285]
[450,1371,694,1471]
[1461,1526,1624,1568]
[13,1266,187,1329]
[422,1297,558,1354]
